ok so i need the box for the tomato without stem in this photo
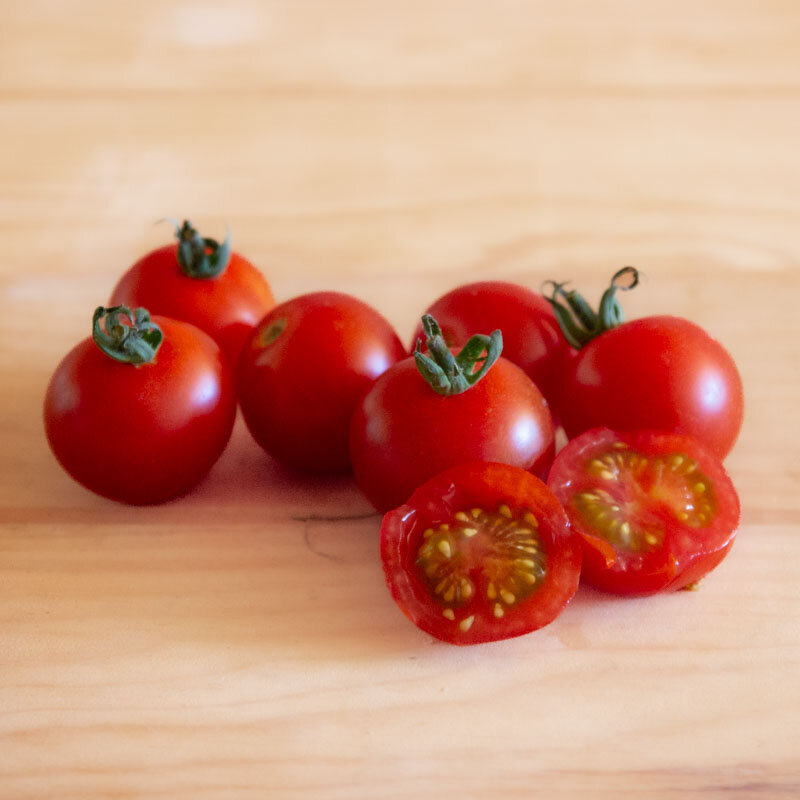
[547,428,740,595]
[350,315,555,512]
[546,268,743,459]
[381,461,581,645]
[238,291,406,472]
[44,307,236,504]
[412,281,571,416]
[110,220,274,365]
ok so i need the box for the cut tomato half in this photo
[380,462,581,645]
[547,428,740,595]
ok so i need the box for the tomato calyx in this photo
[171,218,232,279]
[543,266,639,349]
[413,314,502,395]
[92,305,163,365]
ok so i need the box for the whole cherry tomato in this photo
[381,461,581,645]
[350,315,555,512]
[238,292,406,472]
[412,281,571,416]
[547,428,740,595]
[109,220,274,365]
[44,306,236,504]
[546,268,744,459]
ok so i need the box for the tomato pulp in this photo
[381,462,582,645]
[547,428,740,594]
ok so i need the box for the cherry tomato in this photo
[381,461,581,645]
[44,307,236,504]
[110,220,274,365]
[350,316,555,512]
[547,428,740,595]
[546,268,744,459]
[238,291,406,472]
[412,281,571,416]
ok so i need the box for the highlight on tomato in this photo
[545,267,744,459]
[349,315,555,513]
[44,306,236,504]
[238,291,406,472]
[412,281,571,417]
[381,461,581,645]
[547,428,740,595]
[109,219,275,365]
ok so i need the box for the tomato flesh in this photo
[381,462,581,645]
[547,428,740,595]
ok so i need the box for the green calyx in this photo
[172,218,231,279]
[92,306,163,365]
[414,314,503,396]
[543,266,640,349]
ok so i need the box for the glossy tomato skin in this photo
[547,428,740,595]
[412,281,572,417]
[44,317,236,504]
[350,356,555,512]
[238,292,406,472]
[381,462,581,645]
[110,244,275,365]
[561,315,743,459]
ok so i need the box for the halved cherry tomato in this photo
[44,306,236,504]
[110,220,274,365]
[412,281,571,416]
[350,316,554,512]
[547,428,740,595]
[381,461,581,645]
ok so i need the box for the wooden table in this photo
[2,2,799,797]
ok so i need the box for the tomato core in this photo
[414,502,548,633]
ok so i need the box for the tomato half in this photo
[381,462,581,645]
[547,428,740,595]
[412,281,571,417]
[44,308,236,504]
[110,220,274,365]
[350,354,554,513]
[238,292,406,472]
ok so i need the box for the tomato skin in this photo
[381,462,581,645]
[350,356,555,512]
[561,315,743,459]
[412,281,572,416]
[110,244,274,365]
[238,292,406,472]
[44,317,236,504]
[547,428,740,595]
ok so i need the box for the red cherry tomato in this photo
[44,307,236,504]
[547,428,740,595]
[412,281,571,416]
[546,268,743,459]
[238,292,406,472]
[350,316,555,512]
[110,220,274,365]
[381,461,581,645]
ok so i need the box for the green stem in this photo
[171,219,231,279]
[543,266,640,349]
[92,306,163,365]
[414,314,503,396]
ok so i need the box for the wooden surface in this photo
[2,2,799,797]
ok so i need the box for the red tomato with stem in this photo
[238,291,406,472]
[44,306,236,504]
[381,461,581,645]
[547,428,740,595]
[110,220,274,365]
[546,267,744,459]
[350,315,555,512]
[412,281,571,416]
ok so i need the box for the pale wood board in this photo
[1,1,799,797]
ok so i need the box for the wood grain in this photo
[1,1,799,797]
